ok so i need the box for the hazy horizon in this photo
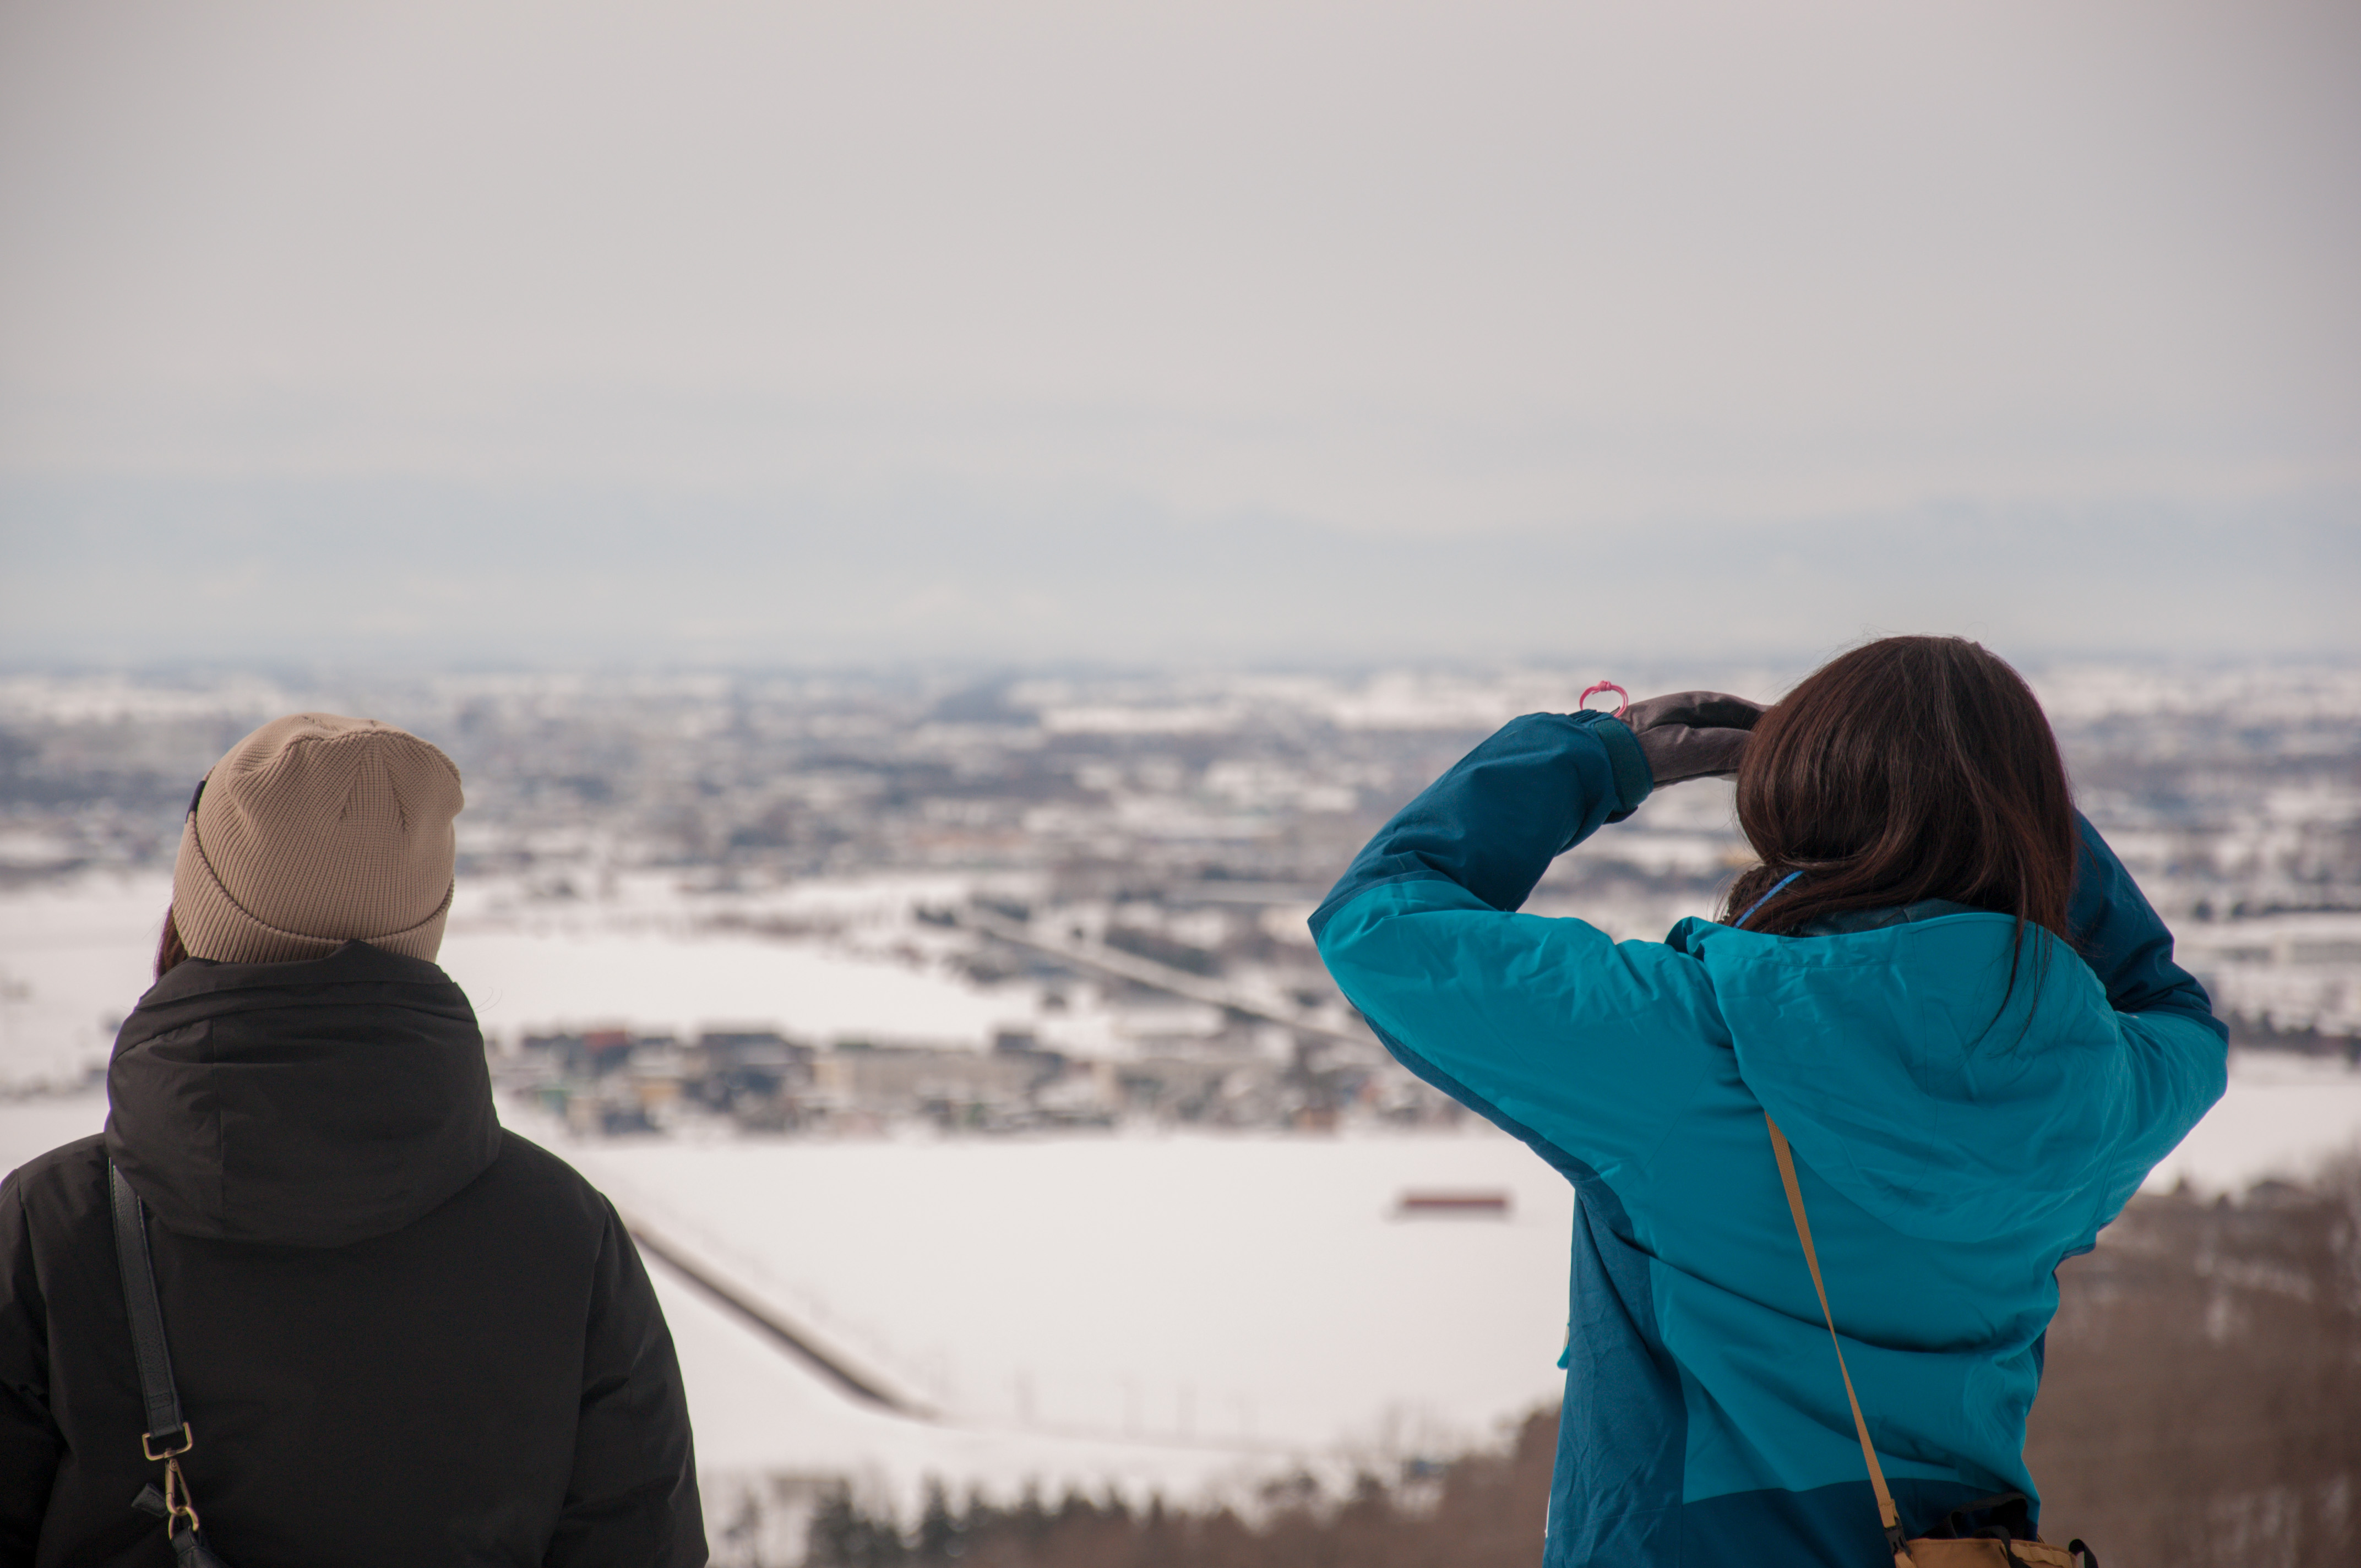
[5,2,2356,666]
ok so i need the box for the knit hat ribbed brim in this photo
[171,713,465,965]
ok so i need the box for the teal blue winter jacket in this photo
[1310,711,2226,1567]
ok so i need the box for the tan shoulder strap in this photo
[1767,1114,1914,1568]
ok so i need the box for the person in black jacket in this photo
[0,713,705,1566]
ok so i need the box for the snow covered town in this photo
[5,662,2360,1104]
[3,661,2359,1563]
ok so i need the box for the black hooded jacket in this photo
[0,943,705,1567]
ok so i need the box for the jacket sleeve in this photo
[2068,813,2231,1206]
[1309,712,1726,1184]
[0,1173,63,1560]
[2069,812,2224,1038]
[546,1201,706,1568]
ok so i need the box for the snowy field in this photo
[567,1126,1575,1448]
[0,871,170,1086]
[0,869,1050,1084]
[6,869,2361,1517]
[0,1086,1574,1511]
[0,867,1220,1085]
[6,1055,2359,1515]
[587,1123,1581,1517]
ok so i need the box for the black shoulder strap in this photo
[107,1162,191,1458]
[106,1165,234,1566]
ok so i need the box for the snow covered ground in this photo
[0,1088,1572,1513]
[6,1049,2358,1518]
[567,1124,1576,1453]
[0,868,1041,1085]
[599,1121,1577,1520]
[7,863,2361,1523]
[0,867,1221,1085]
[0,870,170,1086]
[2140,1050,2361,1193]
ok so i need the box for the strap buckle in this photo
[142,1422,193,1461]
[162,1452,203,1536]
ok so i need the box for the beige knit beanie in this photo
[171,713,464,965]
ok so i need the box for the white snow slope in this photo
[6,870,2360,1517]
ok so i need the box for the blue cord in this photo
[1733,869,1804,930]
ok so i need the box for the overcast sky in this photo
[3,1,2355,667]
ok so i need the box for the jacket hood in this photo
[105,941,501,1248]
[1667,909,2127,1243]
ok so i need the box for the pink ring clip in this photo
[1577,680,1629,720]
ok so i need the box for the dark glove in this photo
[1619,690,1766,786]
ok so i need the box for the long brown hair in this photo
[1720,637,2076,939]
[155,774,200,981]
[155,908,188,980]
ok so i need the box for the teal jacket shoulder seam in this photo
[1306,864,1461,944]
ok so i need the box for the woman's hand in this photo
[1620,690,1766,786]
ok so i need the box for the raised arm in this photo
[1313,710,1653,924]
[2067,814,2231,1207]
[1310,711,1723,1183]
[2069,813,2224,1040]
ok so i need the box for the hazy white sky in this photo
[2,1,2355,664]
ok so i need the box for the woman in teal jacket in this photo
[1311,638,2224,1567]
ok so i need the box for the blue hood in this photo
[1672,913,2123,1244]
